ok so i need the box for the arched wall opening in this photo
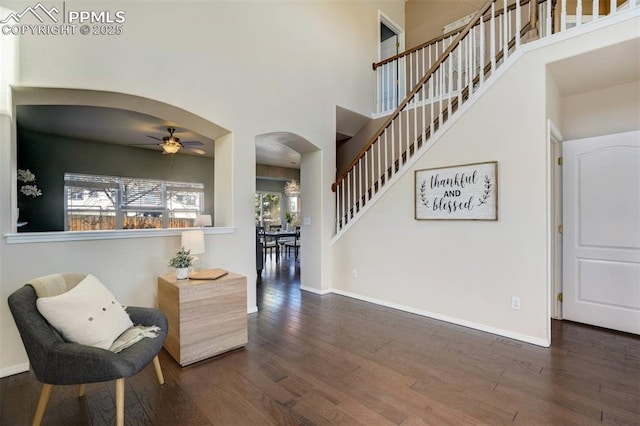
[9,87,232,231]
[255,131,322,293]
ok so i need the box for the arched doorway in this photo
[255,131,321,293]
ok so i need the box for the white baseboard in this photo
[0,362,29,379]
[247,305,258,314]
[329,289,550,347]
[299,286,331,295]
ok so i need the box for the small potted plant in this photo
[285,212,293,230]
[169,247,194,279]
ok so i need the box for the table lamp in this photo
[194,214,212,227]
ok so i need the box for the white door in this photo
[563,131,640,334]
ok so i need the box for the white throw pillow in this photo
[36,274,133,350]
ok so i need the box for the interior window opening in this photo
[64,172,204,231]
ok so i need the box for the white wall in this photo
[0,5,18,114]
[331,15,640,345]
[561,80,640,140]
[332,54,551,344]
[0,1,405,375]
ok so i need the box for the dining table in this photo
[264,230,297,261]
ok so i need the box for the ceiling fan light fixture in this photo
[162,142,181,154]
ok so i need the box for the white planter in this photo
[175,268,189,280]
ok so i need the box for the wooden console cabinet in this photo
[157,271,247,366]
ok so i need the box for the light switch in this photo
[303,217,311,226]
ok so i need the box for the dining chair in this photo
[283,226,301,259]
[257,226,277,260]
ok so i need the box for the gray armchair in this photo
[8,274,167,426]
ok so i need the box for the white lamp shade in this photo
[181,230,205,255]
[195,214,212,227]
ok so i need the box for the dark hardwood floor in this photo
[2,254,639,425]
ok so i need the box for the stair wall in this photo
[330,14,640,346]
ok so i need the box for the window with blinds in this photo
[64,173,205,231]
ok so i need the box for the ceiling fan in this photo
[132,127,206,155]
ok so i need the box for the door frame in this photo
[547,119,563,335]
[378,11,404,61]
[378,11,405,110]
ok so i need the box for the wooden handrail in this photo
[372,28,461,70]
[333,0,502,192]
[372,0,541,71]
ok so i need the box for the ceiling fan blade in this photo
[181,141,204,147]
[129,142,161,146]
[146,135,163,141]
[184,147,206,155]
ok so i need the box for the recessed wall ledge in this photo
[3,227,236,244]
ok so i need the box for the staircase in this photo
[332,0,637,237]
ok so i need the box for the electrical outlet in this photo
[511,296,521,310]
[352,269,358,279]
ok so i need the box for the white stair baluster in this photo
[498,8,502,53]
[380,63,385,114]
[382,133,387,187]
[340,181,344,226]
[469,31,474,97]
[398,111,403,166]
[390,123,395,178]
[352,170,356,215]
[480,16,485,83]
[421,47,426,88]
[457,44,462,106]
[491,2,497,72]
[343,174,348,220]
[345,174,350,222]
[415,86,420,150]
[437,67,442,129]
[516,0,521,47]
[429,77,435,134]
[503,0,509,60]
[576,0,582,27]
[379,134,383,189]
[382,64,387,112]
[340,183,345,228]
[337,186,340,231]
[415,48,420,97]
[593,0,599,21]
[546,0,552,37]
[358,158,362,211]
[405,108,409,164]
[354,159,358,212]
[421,82,426,145]
[375,66,380,114]
[465,36,470,97]
[394,60,398,108]
[365,150,369,202]
[428,43,433,73]
[409,54,413,105]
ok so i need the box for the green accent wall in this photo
[17,129,214,232]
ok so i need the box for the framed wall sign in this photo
[415,161,498,220]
